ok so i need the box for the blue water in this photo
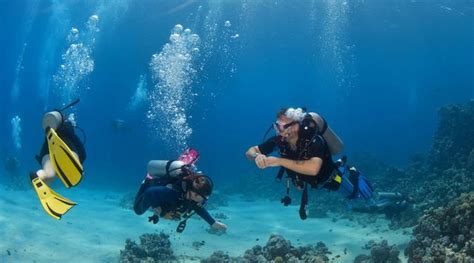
[1,1,473,189]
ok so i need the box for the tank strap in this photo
[165,160,174,176]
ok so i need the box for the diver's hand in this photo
[211,221,227,231]
[255,154,268,169]
[148,214,159,224]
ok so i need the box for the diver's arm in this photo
[266,156,322,176]
[194,206,216,225]
[194,206,227,231]
[247,136,277,161]
[247,146,270,169]
[245,146,262,160]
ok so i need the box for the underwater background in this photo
[1,0,473,262]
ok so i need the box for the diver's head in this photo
[282,107,306,122]
[274,107,306,140]
[187,174,213,202]
[42,111,63,130]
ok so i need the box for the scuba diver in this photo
[133,148,227,233]
[245,107,374,219]
[30,99,86,220]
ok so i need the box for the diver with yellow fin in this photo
[30,99,86,219]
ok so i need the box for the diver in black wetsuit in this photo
[245,107,374,219]
[133,160,227,233]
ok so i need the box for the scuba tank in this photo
[42,99,83,136]
[42,111,63,130]
[147,160,187,177]
[308,112,344,155]
[147,148,200,178]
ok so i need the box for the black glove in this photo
[148,214,159,224]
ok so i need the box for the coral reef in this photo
[405,192,474,263]
[355,240,401,263]
[201,234,331,263]
[119,232,175,262]
[201,251,233,263]
[429,101,474,172]
[349,102,474,229]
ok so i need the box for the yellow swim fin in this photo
[47,128,83,188]
[31,174,77,220]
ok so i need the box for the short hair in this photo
[284,108,306,122]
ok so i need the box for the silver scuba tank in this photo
[42,111,63,130]
[147,160,186,177]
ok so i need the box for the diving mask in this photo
[273,121,297,134]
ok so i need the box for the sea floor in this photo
[0,186,411,262]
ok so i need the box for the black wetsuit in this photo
[258,135,336,188]
[133,179,215,226]
[36,120,86,164]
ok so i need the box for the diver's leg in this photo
[36,151,80,185]
[133,174,154,205]
[35,155,55,185]
[134,186,166,215]
[133,188,151,215]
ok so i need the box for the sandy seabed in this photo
[0,186,411,262]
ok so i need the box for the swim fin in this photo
[31,174,77,219]
[47,128,83,188]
